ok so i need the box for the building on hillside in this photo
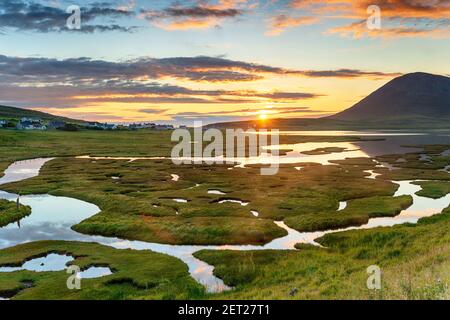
[86,122,101,129]
[86,122,117,130]
[48,121,66,129]
[154,124,174,131]
[17,118,46,130]
[104,123,118,130]
[129,123,156,130]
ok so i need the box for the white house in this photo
[17,118,46,130]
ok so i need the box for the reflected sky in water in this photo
[0,253,112,279]
[0,131,449,293]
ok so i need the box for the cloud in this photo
[328,19,450,39]
[298,69,402,78]
[167,106,332,125]
[158,6,242,18]
[0,53,402,114]
[0,54,400,85]
[140,0,249,30]
[0,0,136,33]
[0,54,328,109]
[168,106,322,117]
[266,14,319,36]
[138,108,169,114]
[286,0,450,38]
[289,0,450,18]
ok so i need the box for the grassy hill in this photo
[0,105,86,124]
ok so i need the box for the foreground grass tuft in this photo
[0,241,205,300]
[0,199,31,227]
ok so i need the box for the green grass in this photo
[0,241,205,300]
[414,181,450,199]
[0,135,447,245]
[0,129,449,299]
[0,128,388,174]
[0,155,414,245]
[195,205,450,300]
[301,147,348,155]
[0,199,31,227]
[284,195,413,232]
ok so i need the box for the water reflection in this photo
[337,202,347,211]
[0,254,73,273]
[0,253,112,279]
[0,131,449,293]
[0,158,53,185]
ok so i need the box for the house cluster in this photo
[17,118,47,130]
[128,122,156,130]
[15,118,70,130]
[86,122,118,130]
[128,123,174,130]
[1,117,176,131]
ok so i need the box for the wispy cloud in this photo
[328,18,450,39]
[266,14,319,36]
[289,0,450,18]
[0,0,136,33]
[167,106,330,125]
[0,53,400,121]
[284,0,450,39]
[0,54,400,85]
[140,0,250,30]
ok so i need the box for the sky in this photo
[0,0,449,125]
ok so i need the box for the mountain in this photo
[330,72,450,121]
[0,105,86,124]
[208,72,450,130]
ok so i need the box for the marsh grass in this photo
[195,205,450,299]
[0,130,449,299]
[0,241,205,300]
[0,199,31,227]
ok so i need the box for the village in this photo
[0,118,176,131]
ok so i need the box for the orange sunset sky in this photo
[0,0,448,125]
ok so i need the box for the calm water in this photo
[0,131,449,294]
[0,253,112,279]
[78,131,450,167]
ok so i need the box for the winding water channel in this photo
[0,133,449,294]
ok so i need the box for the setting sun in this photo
[258,109,272,120]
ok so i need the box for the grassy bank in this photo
[0,129,384,176]
[0,241,205,300]
[195,204,450,300]
[1,138,448,245]
[0,199,31,227]
[0,154,419,245]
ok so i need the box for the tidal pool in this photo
[337,202,347,211]
[1,131,449,294]
[78,132,450,169]
[208,190,226,195]
[0,253,112,279]
[218,199,249,206]
[251,211,260,217]
[173,198,188,203]
[1,159,449,293]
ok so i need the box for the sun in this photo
[258,110,269,120]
